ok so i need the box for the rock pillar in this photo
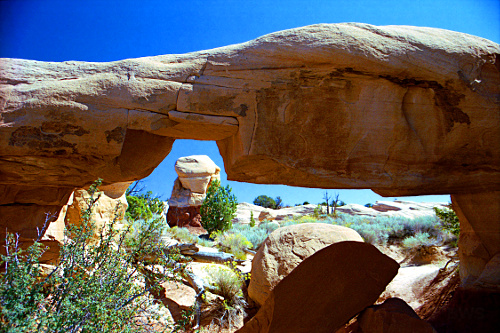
[166,155,220,232]
[452,191,500,289]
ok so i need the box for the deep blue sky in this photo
[1,0,498,205]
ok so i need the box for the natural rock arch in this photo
[1,23,499,287]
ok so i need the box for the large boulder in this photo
[166,155,220,230]
[237,241,400,333]
[248,223,364,306]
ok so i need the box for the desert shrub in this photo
[228,225,268,250]
[204,265,246,329]
[205,266,244,302]
[200,180,237,235]
[225,222,278,250]
[167,226,199,244]
[0,180,174,332]
[434,205,460,239]
[402,232,437,249]
[213,233,251,260]
[126,187,165,221]
[330,214,442,245]
[166,227,214,247]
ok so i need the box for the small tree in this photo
[249,211,256,228]
[253,195,276,209]
[200,180,238,235]
[331,192,341,217]
[274,196,283,209]
[126,182,165,221]
[434,204,460,240]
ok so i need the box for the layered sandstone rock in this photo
[32,184,128,263]
[166,155,220,229]
[248,223,364,306]
[237,241,400,333]
[0,23,499,287]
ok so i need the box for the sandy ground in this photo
[377,244,458,310]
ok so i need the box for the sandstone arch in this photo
[1,23,499,286]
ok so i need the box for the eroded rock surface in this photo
[248,223,364,306]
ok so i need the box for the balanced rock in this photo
[237,241,400,333]
[166,155,220,229]
[248,223,364,306]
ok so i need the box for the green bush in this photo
[213,233,252,260]
[0,180,174,332]
[402,232,436,249]
[434,205,460,239]
[126,185,164,221]
[253,195,276,209]
[253,195,283,209]
[200,180,237,235]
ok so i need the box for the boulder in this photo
[237,241,400,333]
[167,155,220,230]
[158,280,197,322]
[356,298,436,333]
[248,223,364,306]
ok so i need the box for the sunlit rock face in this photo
[0,23,499,285]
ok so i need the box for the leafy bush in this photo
[126,188,165,221]
[200,180,237,235]
[434,205,460,239]
[213,233,252,260]
[0,180,174,332]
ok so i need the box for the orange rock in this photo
[248,223,364,306]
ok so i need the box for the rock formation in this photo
[354,298,437,333]
[248,223,364,306]
[166,155,220,230]
[0,23,499,290]
[237,241,400,333]
[232,200,447,224]
[38,183,129,263]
